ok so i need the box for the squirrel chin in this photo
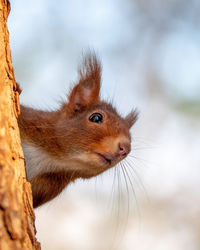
[70,152,114,169]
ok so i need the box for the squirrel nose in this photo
[118,143,130,157]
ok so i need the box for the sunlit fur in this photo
[18,53,138,208]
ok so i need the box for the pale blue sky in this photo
[8,0,200,109]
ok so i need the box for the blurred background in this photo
[8,0,200,249]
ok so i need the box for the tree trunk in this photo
[0,0,40,249]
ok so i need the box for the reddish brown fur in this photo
[18,53,138,208]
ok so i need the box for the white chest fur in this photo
[22,142,69,180]
[22,142,90,181]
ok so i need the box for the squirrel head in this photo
[53,53,138,177]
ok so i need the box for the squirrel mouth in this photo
[96,153,112,165]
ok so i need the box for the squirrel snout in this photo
[95,136,131,165]
[118,142,130,157]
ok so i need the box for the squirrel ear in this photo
[125,109,139,128]
[67,53,101,114]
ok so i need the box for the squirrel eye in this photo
[89,113,103,123]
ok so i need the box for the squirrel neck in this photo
[19,106,69,178]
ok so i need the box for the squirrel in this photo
[18,53,138,208]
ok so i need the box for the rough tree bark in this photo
[0,0,40,249]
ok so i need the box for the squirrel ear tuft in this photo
[67,53,102,114]
[125,109,139,128]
